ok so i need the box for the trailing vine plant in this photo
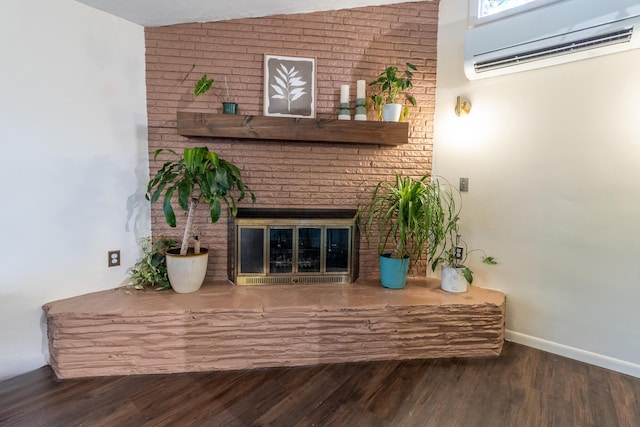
[128,237,178,291]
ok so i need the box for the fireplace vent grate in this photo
[236,275,349,286]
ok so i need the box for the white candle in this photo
[340,84,350,104]
[356,80,365,99]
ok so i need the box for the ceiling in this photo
[74,0,416,27]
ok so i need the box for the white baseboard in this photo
[506,330,640,378]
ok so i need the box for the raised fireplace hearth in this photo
[228,208,359,285]
[44,279,506,379]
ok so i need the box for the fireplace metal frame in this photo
[228,209,359,285]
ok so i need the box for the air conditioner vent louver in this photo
[475,27,634,74]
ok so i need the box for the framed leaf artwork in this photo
[264,54,316,118]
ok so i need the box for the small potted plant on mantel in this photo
[426,179,497,293]
[146,146,255,293]
[368,62,418,122]
[194,74,238,114]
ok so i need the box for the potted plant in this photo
[426,180,496,292]
[128,237,177,291]
[368,62,418,122]
[194,74,238,114]
[359,173,439,289]
[146,146,255,293]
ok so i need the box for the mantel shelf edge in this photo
[176,112,409,146]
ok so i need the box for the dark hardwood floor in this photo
[1,342,639,427]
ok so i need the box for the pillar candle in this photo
[340,84,350,104]
[356,80,366,99]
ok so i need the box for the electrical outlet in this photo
[108,250,121,267]
[459,177,469,192]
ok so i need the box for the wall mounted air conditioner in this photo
[464,0,640,80]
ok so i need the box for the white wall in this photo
[0,0,150,380]
[434,0,640,376]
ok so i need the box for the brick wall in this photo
[145,1,439,281]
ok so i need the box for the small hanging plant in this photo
[194,74,214,98]
[194,74,236,103]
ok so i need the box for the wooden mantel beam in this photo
[176,112,409,146]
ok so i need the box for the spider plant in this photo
[426,179,496,284]
[359,173,440,267]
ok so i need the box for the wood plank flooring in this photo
[1,342,639,427]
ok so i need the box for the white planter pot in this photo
[382,103,402,122]
[441,266,468,293]
[166,248,209,293]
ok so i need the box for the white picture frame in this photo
[264,54,316,118]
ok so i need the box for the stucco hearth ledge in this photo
[44,278,506,379]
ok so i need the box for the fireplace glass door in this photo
[326,228,349,272]
[239,227,264,274]
[265,227,343,275]
[298,227,321,273]
[270,228,293,273]
[230,209,358,285]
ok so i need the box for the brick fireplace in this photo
[145,1,439,281]
[43,2,511,382]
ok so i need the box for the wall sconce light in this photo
[455,96,472,116]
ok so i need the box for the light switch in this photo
[459,178,469,192]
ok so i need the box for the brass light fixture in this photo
[455,96,472,116]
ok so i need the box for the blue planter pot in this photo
[379,252,410,289]
[222,102,238,114]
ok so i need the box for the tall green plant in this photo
[146,146,255,256]
[359,174,439,266]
